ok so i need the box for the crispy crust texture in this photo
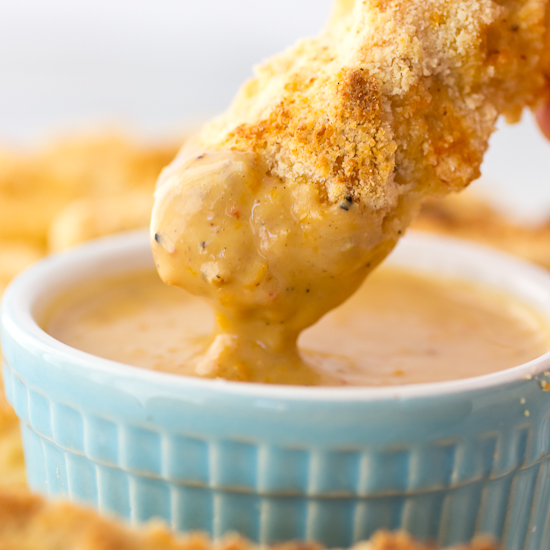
[0,491,499,550]
[198,0,550,209]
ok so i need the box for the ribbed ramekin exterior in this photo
[4,232,550,549]
[4,353,550,549]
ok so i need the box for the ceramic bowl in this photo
[3,230,550,549]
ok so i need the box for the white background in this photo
[1,0,549,219]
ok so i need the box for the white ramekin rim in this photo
[3,229,550,403]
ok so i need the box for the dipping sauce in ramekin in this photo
[44,263,550,386]
[4,231,550,548]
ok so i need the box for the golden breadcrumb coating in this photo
[198,0,550,213]
[0,491,499,550]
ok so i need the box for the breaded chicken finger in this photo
[150,0,550,381]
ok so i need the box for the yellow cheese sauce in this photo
[44,267,550,386]
[150,149,415,383]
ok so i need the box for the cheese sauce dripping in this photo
[151,147,413,383]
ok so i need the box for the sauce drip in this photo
[150,148,414,382]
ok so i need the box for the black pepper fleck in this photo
[339,196,353,211]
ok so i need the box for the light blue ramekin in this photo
[2,230,550,549]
